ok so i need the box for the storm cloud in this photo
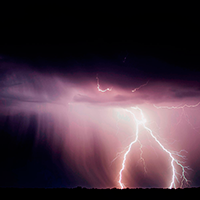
[1,46,200,188]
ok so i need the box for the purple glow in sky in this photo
[1,9,200,189]
[1,48,200,189]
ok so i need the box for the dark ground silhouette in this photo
[1,186,199,194]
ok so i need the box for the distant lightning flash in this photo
[132,80,149,93]
[153,102,200,109]
[96,76,190,189]
[96,75,112,92]
[154,102,200,133]
[138,140,147,175]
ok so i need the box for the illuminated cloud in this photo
[1,57,200,188]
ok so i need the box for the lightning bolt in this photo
[132,80,149,93]
[138,140,147,175]
[154,102,200,133]
[96,75,112,92]
[96,76,190,189]
[118,107,189,189]
[153,102,200,109]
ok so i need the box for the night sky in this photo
[0,11,200,188]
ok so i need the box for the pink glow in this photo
[1,64,200,188]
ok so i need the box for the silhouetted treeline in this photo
[72,186,199,190]
[0,186,199,195]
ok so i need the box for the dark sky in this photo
[0,12,200,188]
